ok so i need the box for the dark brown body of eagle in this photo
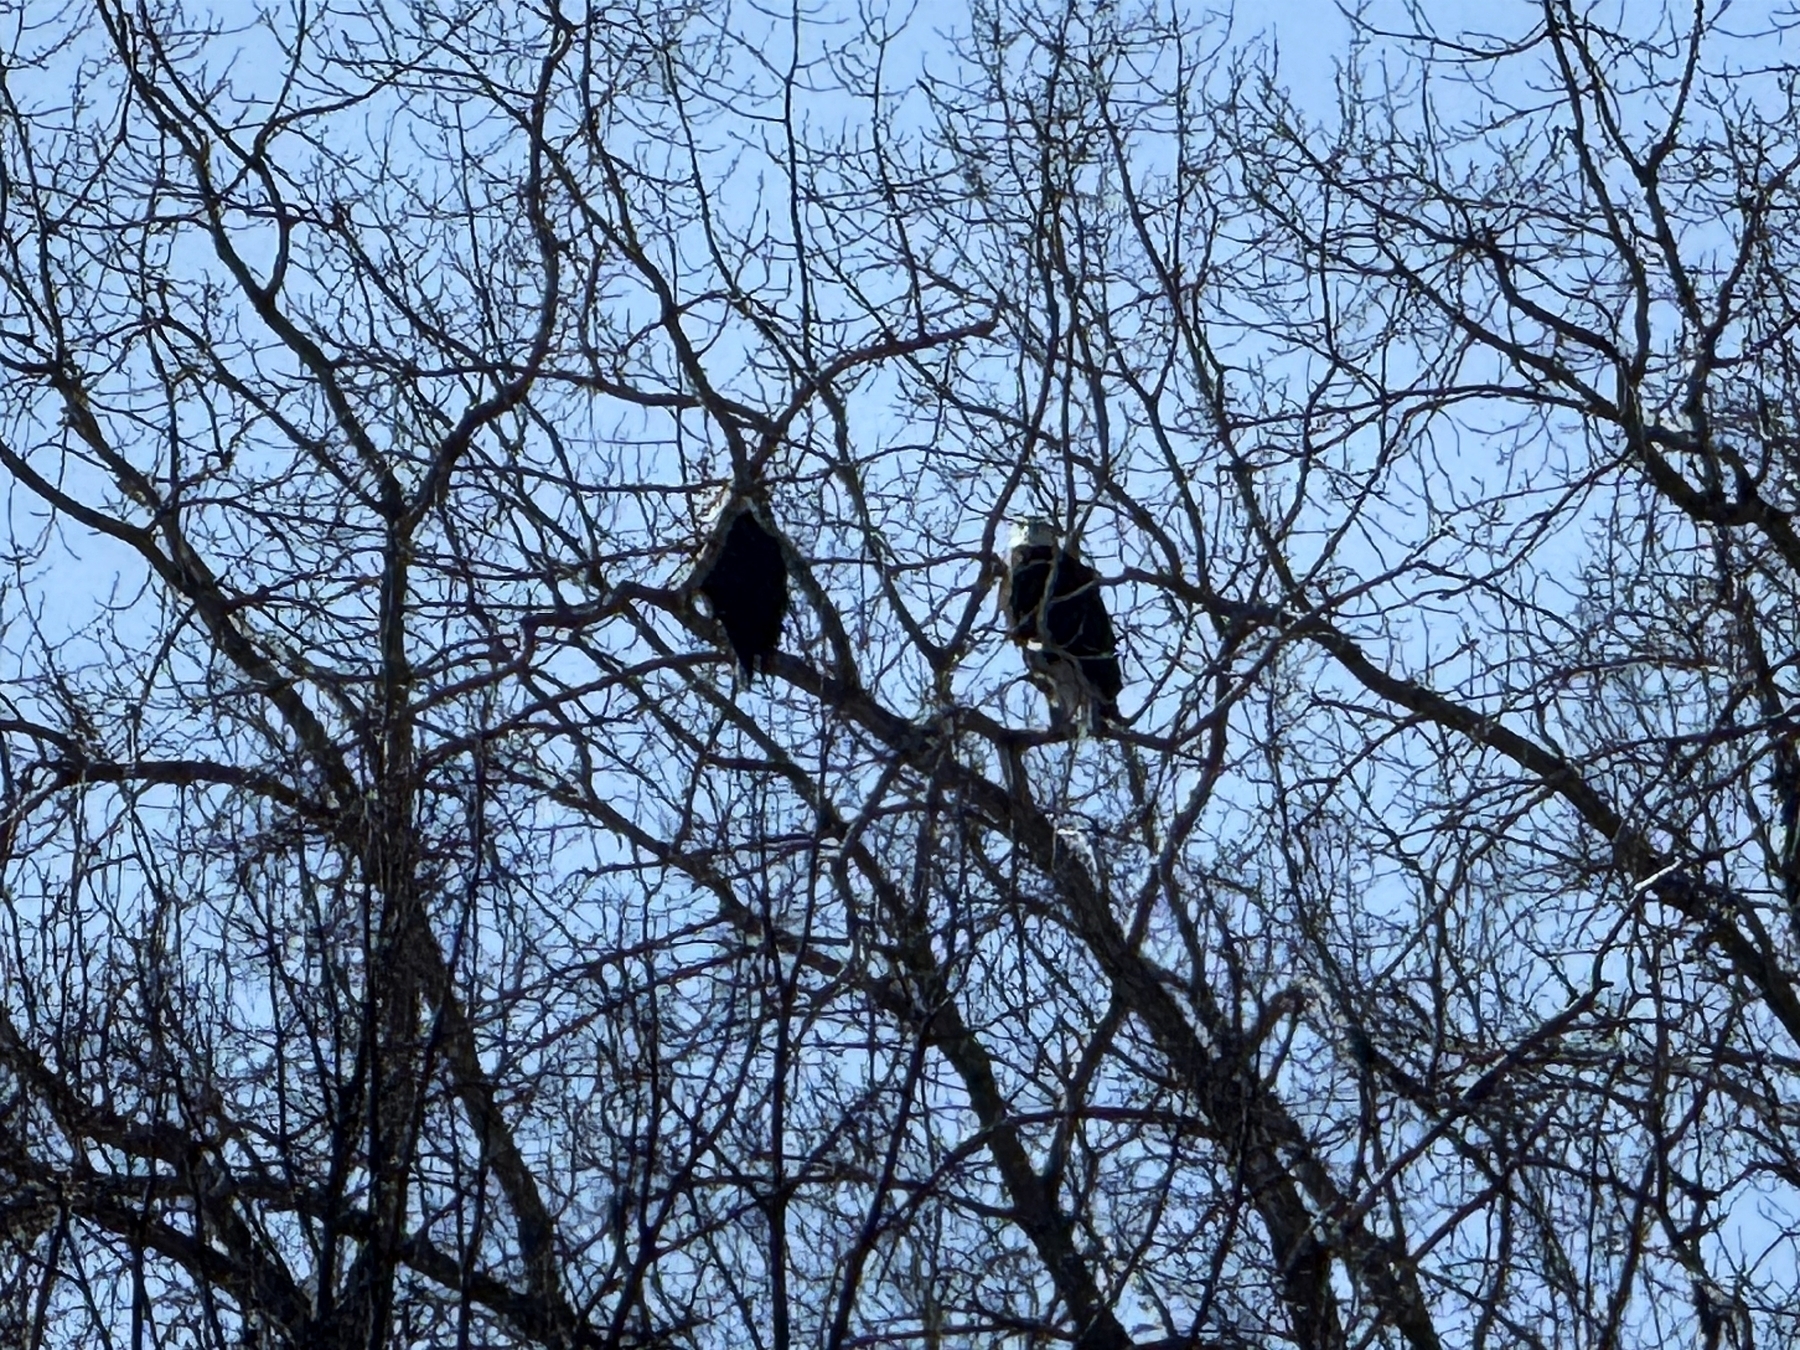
[698,505,789,679]
[1002,519,1122,729]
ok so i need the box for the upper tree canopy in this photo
[2,1,1797,1346]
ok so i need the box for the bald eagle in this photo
[696,500,789,680]
[1000,519,1122,730]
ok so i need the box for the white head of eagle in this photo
[1000,518,1122,729]
[695,495,790,681]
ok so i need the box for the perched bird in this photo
[1000,518,1122,730]
[695,498,790,680]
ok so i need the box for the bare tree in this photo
[2,0,1798,1347]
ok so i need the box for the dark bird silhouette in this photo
[697,501,790,680]
[1000,518,1122,730]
